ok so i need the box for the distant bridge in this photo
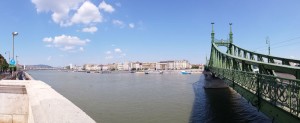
[206,23,300,123]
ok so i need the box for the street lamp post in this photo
[12,32,18,61]
[16,55,19,70]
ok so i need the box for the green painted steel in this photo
[207,23,300,122]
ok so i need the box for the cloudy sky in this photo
[0,0,300,66]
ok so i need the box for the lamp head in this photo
[12,32,18,36]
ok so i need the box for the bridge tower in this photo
[229,23,233,43]
[228,23,234,55]
[211,22,215,43]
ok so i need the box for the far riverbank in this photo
[57,69,203,74]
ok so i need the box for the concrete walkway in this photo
[0,84,28,123]
[0,80,96,123]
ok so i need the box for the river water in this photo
[28,70,271,123]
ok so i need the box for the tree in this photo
[0,54,8,72]
[191,65,199,69]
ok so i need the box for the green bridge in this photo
[205,23,300,123]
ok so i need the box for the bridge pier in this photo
[203,71,228,89]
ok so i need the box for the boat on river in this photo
[181,71,191,74]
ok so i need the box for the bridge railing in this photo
[230,43,300,66]
[210,42,300,79]
[210,66,300,118]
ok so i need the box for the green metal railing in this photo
[230,44,300,66]
[210,42,300,79]
[209,67,300,118]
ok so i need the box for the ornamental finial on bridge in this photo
[211,22,215,43]
[229,23,233,43]
[211,22,215,33]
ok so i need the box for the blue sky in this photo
[0,0,300,67]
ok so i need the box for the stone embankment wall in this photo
[0,73,96,123]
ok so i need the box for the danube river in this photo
[27,70,271,123]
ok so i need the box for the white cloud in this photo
[61,46,75,51]
[112,19,125,28]
[105,48,127,60]
[47,56,52,61]
[43,37,53,42]
[71,1,102,25]
[106,51,112,54]
[129,23,135,28]
[114,48,122,53]
[32,0,84,26]
[43,35,89,52]
[79,47,84,51]
[53,35,89,46]
[82,26,98,33]
[99,1,115,13]
[32,0,104,27]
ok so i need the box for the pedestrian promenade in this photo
[0,80,96,123]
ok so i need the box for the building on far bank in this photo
[102,65,109,71]
[79,60,193,71]
[156,60,191,70]
[83,64,100,71]
[174,60,191,69]
[83,64,91,71]
[72,65,83,71]
[107,63,117,70]
[117,63,124,71]
[140,62,156,70]
[123,62,130,71]
[130,62,142,70]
